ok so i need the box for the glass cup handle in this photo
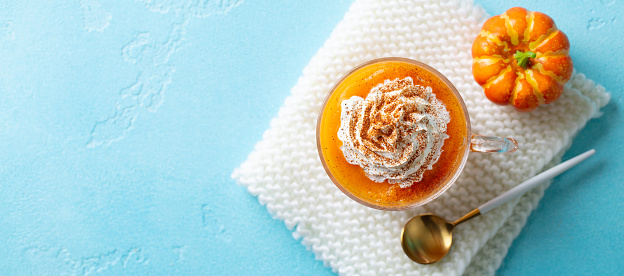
[470,133,518,153]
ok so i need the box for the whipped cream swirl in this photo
[337,77,450,188]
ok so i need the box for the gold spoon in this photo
[401,149,596,264]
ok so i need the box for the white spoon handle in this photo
[478,149,596,214]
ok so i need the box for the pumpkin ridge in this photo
[529,28,558,51]
[533,62,565,83]
[484,64,513,89]
[523,11,535,42]
[509,72,523,104]
[524,70,545,104]
[502,13,520,46]
[473,56,511,85]
[479,30,510,52]
[535,49,569,57]
[473,56,509,65]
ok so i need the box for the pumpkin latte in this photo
[317,58,469,209]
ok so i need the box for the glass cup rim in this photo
[316,57,472,211]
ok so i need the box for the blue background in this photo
[0,0,622,275]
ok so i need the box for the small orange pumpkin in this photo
[472,7,573,112]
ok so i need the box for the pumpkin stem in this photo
[514,51,536,69]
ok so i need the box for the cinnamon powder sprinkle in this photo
[337,77,451,188]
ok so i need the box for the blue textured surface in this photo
[0,0,621,275]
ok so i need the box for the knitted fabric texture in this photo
[232,0,610,275]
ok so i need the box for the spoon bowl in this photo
[401,209,480,264]
[401,214,454,264]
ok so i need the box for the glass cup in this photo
[316,57,517,210]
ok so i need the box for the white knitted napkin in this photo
[232,0,610,275]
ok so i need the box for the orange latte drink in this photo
[317,58,471,210]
